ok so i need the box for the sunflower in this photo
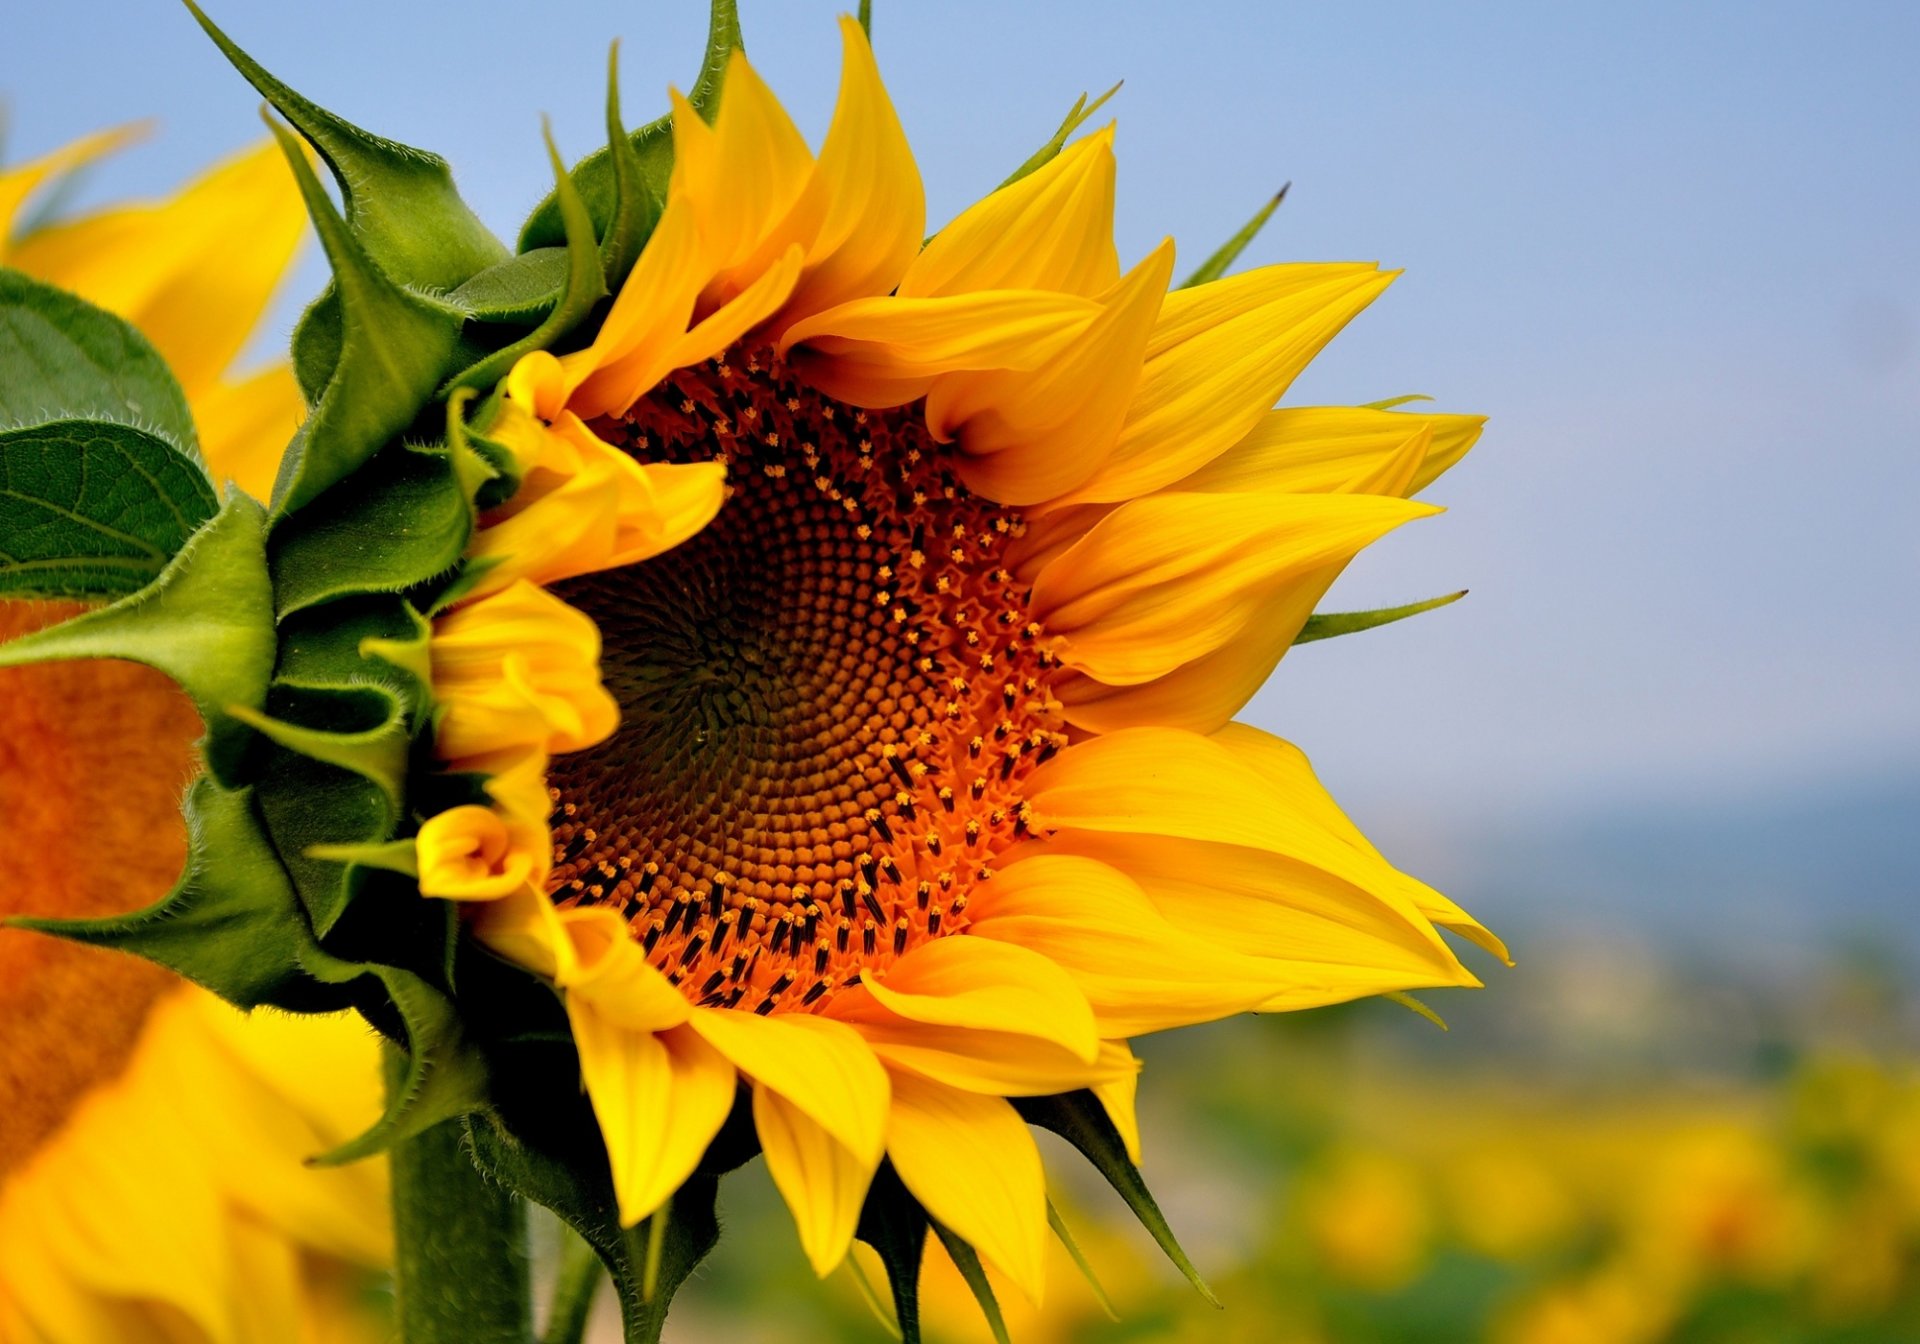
[413,16,1504,1300]
[0,134,390,1343]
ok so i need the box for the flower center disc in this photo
[548,349,1067,1014]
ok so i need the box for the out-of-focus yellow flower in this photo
[1628,1123,1818,1288]
[0,127,307,499]
[1445,1147,1577,1261]
[0,133,387,1343]
[1295,1146,1431,1290]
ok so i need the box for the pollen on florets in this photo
[545,347,1067,1014]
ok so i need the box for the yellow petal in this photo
[779,289,1099,410]
[567,1005,735,1226]
[856,935,1100,1061]
[415,804,537,900]
[686,1009,889,1166]
[963,854,1297,1036]
[941,240,1175,506]
[556,908,692,1031]
[1043,830,1478,1006]
[561,196,707,419]
[753,1084,877,1276]
[1178,405,1485,498]
[901,127,1118,300]
[1054,264,1395,506]
[845,1015,1136,1096]
[1030,490,1437,684]
[191,364,305,502]
[1027,727,1468,964]
[11,139,306,397]
[886,1071,1048,1305]
[429,579,619,759]
[777,15,926,324]
[1213,723,1510,962]
[1091,1046,1144,1165]
[0,124,142,249]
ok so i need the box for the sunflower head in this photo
[0,4,1500,1337]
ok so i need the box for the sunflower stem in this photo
[385,1044,532,1344]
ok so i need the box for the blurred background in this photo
[8,1,1916,1339]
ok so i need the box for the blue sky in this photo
[8,1,1917,832]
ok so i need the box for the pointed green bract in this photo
[516,0,741,253]
[999,81,1122,190]
[0,492,274,785]
[1049,1199,1121,1321]
[231,699,409,814]
[1016,1091,1221,1308]
[268,442,473,615]
[261,116,465,520]
[0,419,217,598]
[290,288,342,403]
[1180,183,1288,289]
[597,44,652,292]
[929,1221,1011,1344]
[0,268,197,448]
[855,1162,931,1344]
[184,0,504,292]
[305,951,491,1164]
[444,124,609,395]
[450,248,573,325]
[1294,589,1467,644]
[4,776,347,1013]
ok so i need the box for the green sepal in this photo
[290,288,342,403]
[0,492,274,786]
[0,418,218,599]
[1381,990,1449,1029]
[1179,183,1288,289]
[1015,1091,1220,1308]
[854,1161,930,1344]
[515,0,740,254]
[268,439,472,616]
[1048,1198,1121,1321]
[857,0,873,38]
[255,746,396,935]
[260,115,464,520]
[183,0,505,292]
[4,775,348,1013]
[1362,393,1433,411]
[596,44,652,292]
[449,248,572,325]
[928,1220,1010,1344]
[465,1037,726,1344]
[304,948,491,1165]
[443,123,609,396]
[276,594,433,712]
[307,838,419,876]
[0,267,197,448]
[998,81,1122,190]
[230,695,408,815]
[1293,589,1467,645]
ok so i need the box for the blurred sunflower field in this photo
[636,951,1920,1344]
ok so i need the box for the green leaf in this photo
[268,441,472,616]
[276,593,433,713]
[1179,183,1288,289]
[855,1162,930,1344]
[928,1221,1010,1344]
[0,267,197,447]
[232,692,409,815]
[0,419,217,598]
[998,81,1122,190]
[183,0,505,292]
[449,248,573,325]
[1015,1091,1220,1308]
[443,123,609,395]
[4,775,349,1013]
[0,492,274,785]
[1294,589,1467,644]
[260,115,464,520]
[516,0,741,253]
[255,746,397,936]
